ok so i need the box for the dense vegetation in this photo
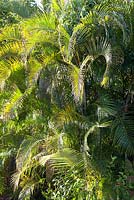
[0,0,134,199]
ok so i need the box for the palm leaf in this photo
[1,86,34,120]
[112,112,134,155]
[27,58,42,86]
[18,180,35,200]
[52,105,81,129]
[2,87,22,119]
[0,61,11,85]
[39,148,84,170]
[12,134,46,190]
[69,65,81,102]
[96,94,117,118]
[69,33,112,102]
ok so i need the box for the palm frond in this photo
[58,24,70,60]
[24,14,56,33]
[0,61,11,85]
[52,105,79,127]
[1,86,34,120]
[69,65,81,102]
[39,148,84,170]
[96,94,117,118]
[68,24,91,59]
[69,33,112,102]
[18,180,35,200]
[12,134,46,190]
[51,0,61,12]
[0,25,22,59]
[27,59,42,86]
[0,58,25,91]
[82,1,130,43]
[2,87,22,119]
[112,111,134,155]
[0,25,22,41]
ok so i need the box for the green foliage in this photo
[42,171,89,200]
[0,0,134,199]
[0,0,40,28]
[0,0,20,27]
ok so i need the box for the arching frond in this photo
[12,134,46,190]
[82,0,131,43]
[69,32,112,102]
[39,148,84,170]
